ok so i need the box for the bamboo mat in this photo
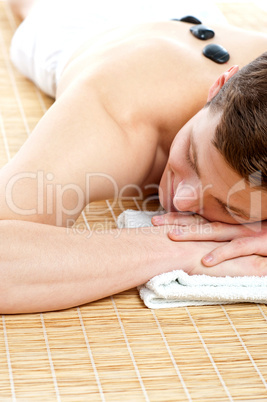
[0,1,267,400]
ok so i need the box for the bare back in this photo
[58,20,267,145]
[1,20,267,226]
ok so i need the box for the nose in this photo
[173,179,201,212]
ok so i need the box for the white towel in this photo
[117,210,267,308]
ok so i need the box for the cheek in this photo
[196,195,236,223]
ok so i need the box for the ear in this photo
[207,65,239,102]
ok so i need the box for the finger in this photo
[190,254,264,277]
[168,221,256,242]
[168,222,230,241]
[151,212,208,226]
[201,236,261,266]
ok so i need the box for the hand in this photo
[152,212,209,227]
[152,213,267,266]
[160,234,267,277]
[200,231,267,267]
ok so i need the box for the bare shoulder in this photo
[58,28,191,126]
[0,74,164,226]
[89,35,185,123]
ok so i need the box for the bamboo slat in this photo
[0,1,267,401]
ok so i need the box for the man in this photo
[0,0,266,313]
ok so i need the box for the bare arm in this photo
[1,220,265,314]
[0,220,187,313]
[0,77,158,227]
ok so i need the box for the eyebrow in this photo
[190,133,255,220]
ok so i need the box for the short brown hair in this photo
[208,52,267,190]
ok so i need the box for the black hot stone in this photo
[179,15,202,24]
[190,24,215,40]
[203,43,230,64]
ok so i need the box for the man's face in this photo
[159,107,267,224]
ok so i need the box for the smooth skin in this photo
[1,219,263,314]
[0,1,266,313]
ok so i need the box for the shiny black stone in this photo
[203,43,230,64]
[179,15,202,24]
[190,24,215,40]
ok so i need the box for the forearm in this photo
[0,220,195,314]
[2,220,265,314]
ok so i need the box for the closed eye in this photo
[216,198,249,222]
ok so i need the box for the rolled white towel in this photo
[117,210,267,309]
